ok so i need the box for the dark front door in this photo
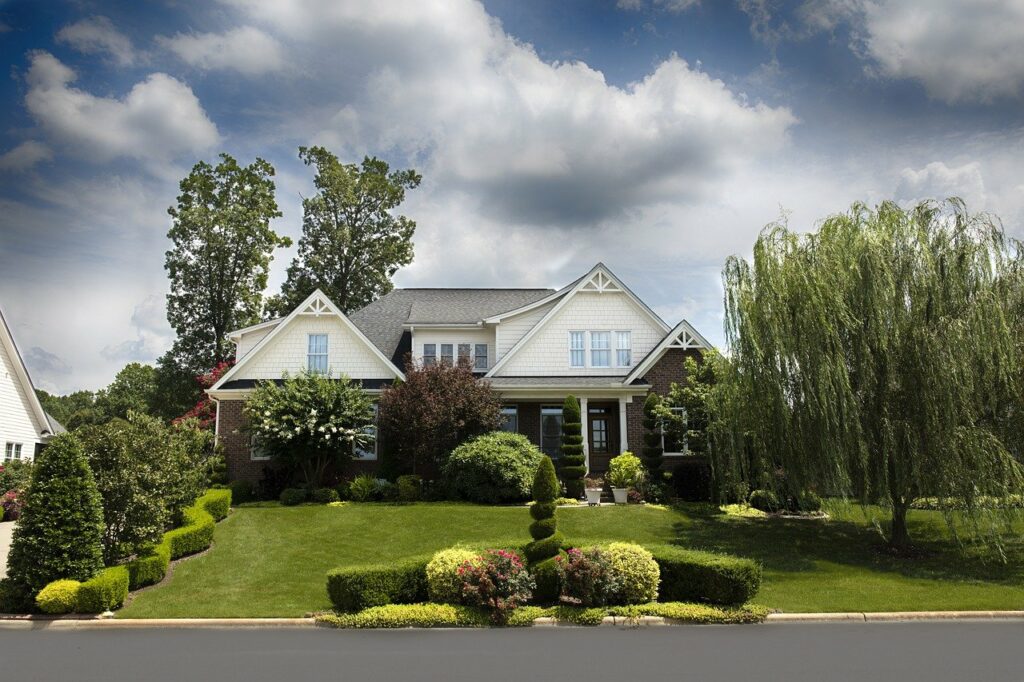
[587,403,619,473]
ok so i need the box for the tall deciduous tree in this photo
[714,199,1024,549]
[94,363,158,421]
[165,154,288,372]
[265,147,420,317]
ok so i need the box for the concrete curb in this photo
[0,617,315,630]
[766,611,1024,623]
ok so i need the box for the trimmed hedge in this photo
[126,542,172,591]
[318,603,491,628]
[35,579,81,614]
[280,487,308,506]
[227,479,255,504]
[76,565,129,613]
[647,544,762,605]
[326,556,430,612]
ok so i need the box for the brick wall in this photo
[218,399,266,484]
[625,348,702,457]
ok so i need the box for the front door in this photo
[587,403,619,473]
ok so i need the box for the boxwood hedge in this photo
[326,556,431,612]
[646,544,761,605]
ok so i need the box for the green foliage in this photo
[457,549,535,623]
[715,199,1024,548]
[397,475,422,502]
[529,516,558,540]
[529,502,557,520]
[559,396,586,498]
[165,153,289,371]
[75,565,129,613]
[0,458,32,493]
[532,455,560,503]
[667,352,719,459]
[245,371,375,488]
[641,393,665,475]
[93,363,159,422]
[5,433,105,596]
[348,475,377,502]
[228,479,255,504]
[748,489,780,513]
[326,557,430,612]
[426,547,480,603]
[126,542,171,591]
[669,458,713,502]
[265,148,421,317]
[280,488,308,506]
[525,457,562,565]
[555,547,622,607]
[35,579,82,614]
[608,452,645,489]
[524,534,564,564]
[794,490,822,513]
[152,352,203,423]
[379,361,504,474]
[647,544,762,605]
[529,555,562,604]
[317,603,490,628]
[36,388,102,431]
[443,432,546,503]
[200,489,231,521]
[603,542,659,605]
[607,602,769,624]
[312,487,340,504]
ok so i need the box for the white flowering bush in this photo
[243,371,375,488]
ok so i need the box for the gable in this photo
[0,316,49,451]
[495,300,557,360]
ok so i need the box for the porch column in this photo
[579,396,589,473]
[618,396,629,454]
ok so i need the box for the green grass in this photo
[118,501,1024,618]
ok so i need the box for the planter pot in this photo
[612,487,628,504]
[585,489,603,506]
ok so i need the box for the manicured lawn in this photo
[118,501,1024,618]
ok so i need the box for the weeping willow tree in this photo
[712,199,1024,550]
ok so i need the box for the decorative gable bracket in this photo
[301,297,332,316]
[579,270,622,294]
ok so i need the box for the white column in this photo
[618,396,629,454]
[579,396,589,473]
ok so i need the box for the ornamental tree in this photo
[714,199,1024,549]
[641,393,665,476]
[244,371,375,489]
[559,396,586,498]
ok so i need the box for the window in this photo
[4,442,22,461]
[354,403,379,460]
[541,405,563,458]
[617,331,632,367]
[590,331,611,368]
[474,344,488,370]
[662,406,688,455]
[500,406,518,432]
[569,331,585,367]
[458,343,472,365]
[440,344,454,366]
[308,334,328,374]
[423,344,437,366]
[250,437,270,461]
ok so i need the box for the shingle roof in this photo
[486,376,647,388]
[349,288,555,358]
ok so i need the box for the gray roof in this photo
[349,288,555,358]
[487,376,646,388]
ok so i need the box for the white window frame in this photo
[440,343,454,366]
[250,437,271,461]
[590,331,611,368]
[500,406,518,433]
[423,343,437,366]
[569,331,586,368]
[540,405,563,458]
[569,331,634,369]
[474,344,488,371]
[354,403,379,461]
[424,341,488,369]
[661,406,688,455]
[307,333,329,374]
[5,442,23,461]
[617,331,632,368]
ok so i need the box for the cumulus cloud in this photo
[157,25,286,75]
[23,51,220,164]
[616,0,700,11]
[896,161,987,209]
[23,346,72,380]
[55,15,137,66]
[0,140,53,171]
[101,294,174,362]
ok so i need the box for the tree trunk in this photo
[889,495,912,550]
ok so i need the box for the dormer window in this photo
[590,332,611,368]
[308,333,328,373]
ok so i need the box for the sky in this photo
[1,0,1023,394]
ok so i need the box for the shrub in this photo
[458,549,535,624]
[348,474,378,502]
[556,547,622,607]
[559,396,586,498]
[5,433,105,596]
[164,498,215,559]
[443,432,545,503]
[748,489,780,512]
[75,565,129,613]
[525,457,564,564]
[313,487,340,504]
[397,474,422,502]
[200,488,231,521]
[335,480,351,501]
[647,545,762,605]
[228,479,255,504]
[670,457,713,502]
[126,542,171,590]
[426,547,480,603]
[603,542,659,605]
[280,487,309,506]
[326,557,430,612]
[608,452,645,489]
[35,579,81,614]
[794,490,822,513]
[0,459,32,495]
[0,577,34,613]
[318,603,490,629]
[531,555,563,604]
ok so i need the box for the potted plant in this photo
[608,452,644,504]
[583,476,604,506]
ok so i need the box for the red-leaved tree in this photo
[173,360,233,430]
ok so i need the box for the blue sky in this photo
[2,0,1023,393]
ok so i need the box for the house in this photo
[0,307,64,462]
[208,263,711,483]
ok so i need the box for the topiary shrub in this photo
[326,557,430,612]
[748,489,780,513]
[228,479,255,504]
[199,488,231,521]
[75,565,129,613]
[397,475,422,502]
[525,457,564,564]
[641,393,664,476]
[35,579,81,614]
[443,432,545,504]
[426,547,480,604]
[647,545,762,605]
[559,396,586,499]
[312,487,340,504]
[280,487,308,506]
[126,541,171,591]
[604,542,660,605]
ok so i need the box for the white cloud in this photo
[157,25,285,76]
[0,140,53,171]
[101,294,174,362]
[896,161,987,209]
[55,15,137,66]
[616,0,700,11]
[23,51,220,164]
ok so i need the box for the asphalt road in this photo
[2,622,1023,681]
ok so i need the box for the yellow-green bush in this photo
[425,547,479,604]
[604,542,659,604]
[76,566,129,613]
[35,579,81,614]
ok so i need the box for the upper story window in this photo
[569,331,585,367]
[474,344,488,371]
[308,334,329,374]
[617,331,632,367]
[568,331,633,369]
[4,443,23,461]
[458,344,472,364]
[590,331,611,368]
[423,344,437,366]
[422,342,489,370]
[440,344,454,366]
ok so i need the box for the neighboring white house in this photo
[0,307,63,463]
[208,263,712,483]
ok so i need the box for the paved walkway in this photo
[0,521,14,579]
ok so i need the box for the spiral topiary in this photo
[559,396,586,499]
[525,457,564,566]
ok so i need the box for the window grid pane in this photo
[458,344,472,365]
[423,344,436,367]
[500,406,518,432]
[440,344,454,365]
[591,332,610,368]
[474,344,488,370]
[308,334,328,374]
[354,404,378,460]
[570,331,585,367]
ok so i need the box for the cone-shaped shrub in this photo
[525,457,563,564]
[642,393,664,476]
[559,396,586,498]
[5,433,104,607]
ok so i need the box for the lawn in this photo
[117,501,1024,618]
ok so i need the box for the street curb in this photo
[0,617,315,630]
[766,611,1024,623]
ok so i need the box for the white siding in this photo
[236,326,275,359]
[495,301,556,361]
[413,328,496,370]
[238,315,397,380]
[494,291,664,377]
[0,340,43,461]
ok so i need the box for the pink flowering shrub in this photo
[1,490,24,521]
[458,549,535,623]
[555,547,622,607]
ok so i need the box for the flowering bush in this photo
[426,547,480,603]
[458,549,535,623]
[174,361,233,429]
[1,490,23,521]
[0,460,32,495]
[555,547,622,607]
